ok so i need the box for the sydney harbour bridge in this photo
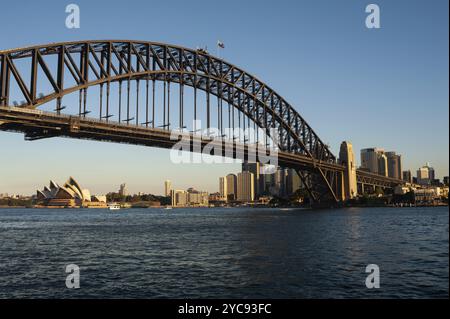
[0,40,403,204]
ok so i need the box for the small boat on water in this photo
[164,206,173,210]
[108,203,121,211]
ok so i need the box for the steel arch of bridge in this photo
[0,40,340,202]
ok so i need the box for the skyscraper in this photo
[164,180,172,197]
[378,153,388,177]
[361,148,380,174]
[403,170,413,184]
[361,148,388,176]
[242,161,264,198]
[273,168,287,197]
[417,164,435,185]
[237,171,254,202]
[286,168,302,196]
[219,177,227,201]
[226,174,237,201]
[386,152,402,180]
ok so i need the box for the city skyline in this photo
[0,0,448,195]
[0,153,447,197]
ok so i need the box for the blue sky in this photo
[0,0,448,195]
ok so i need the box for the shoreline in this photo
[0,204,447,210]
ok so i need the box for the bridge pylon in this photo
[338,141,358,200]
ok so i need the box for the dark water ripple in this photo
[0,206,448,298]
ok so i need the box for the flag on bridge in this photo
[217,41,225,49]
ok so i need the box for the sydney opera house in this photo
[36,177,106,208]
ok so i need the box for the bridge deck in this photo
[0,106,343,173]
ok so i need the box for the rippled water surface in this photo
[0,207,448,298]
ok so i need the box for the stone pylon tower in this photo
[339,141,358,200]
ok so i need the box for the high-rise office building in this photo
[219,177,227,201]
[274,168,287,197]
[264,172,274,195]
[361,148,380,174]
[226,174,237,201]
[339,141,357,199]
[242,161,264,198]
[386,152,402,180]
[361,148,388,176]
[378,153,388,177]
[428,165,435,181]
[417,164,435,185]
[403,170,413,184]
[237,171,254,202]
[286,169,302,196]
[164,180,172,197]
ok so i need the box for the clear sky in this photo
[0,0,448,196]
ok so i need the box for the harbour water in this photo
[0,207,448,298]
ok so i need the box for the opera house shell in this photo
[36,177,105,208]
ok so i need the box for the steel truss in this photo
[1,40,341,202]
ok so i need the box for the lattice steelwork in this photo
[0,40,341,202]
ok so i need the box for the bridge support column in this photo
[338,171,345,201]
[339,141,358,200]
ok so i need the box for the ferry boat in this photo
[108,203,121,211]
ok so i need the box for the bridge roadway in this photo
[0,106,403,190]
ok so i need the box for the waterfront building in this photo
[209,192,223,202]
[164,180,172,197]
[36,177,106,207]
[403,170,413,184]
[237,171,254,202]
[186,188,209,207]
[339,141,358,199]
[386,152,402,180]
[414,188,439,204]
[171,190,187,207]
[170,188,209,207]
[226,174,237,201]
[394,185,415,195]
